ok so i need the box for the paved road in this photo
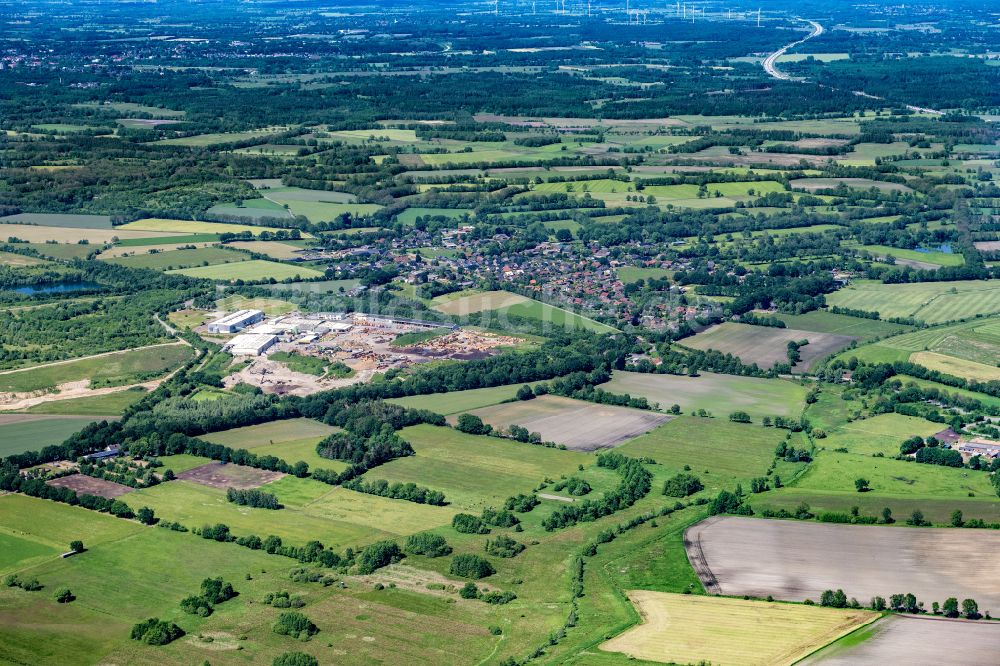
[761,19,824,82]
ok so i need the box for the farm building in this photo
[224,333,277,356]
[958,438,1000,459]
[207,309,264,333]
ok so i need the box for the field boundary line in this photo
[0,341,187,376]
[791,611,885,665]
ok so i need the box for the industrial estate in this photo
[3,0,1000,664]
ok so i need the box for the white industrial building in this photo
[207,309,264,334]
[224,333,277,356]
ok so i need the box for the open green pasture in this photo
[825,280,1000,324]
[0,416,107,458]
[818,413,944,456]
[603,371,807,421]
[106,246,246,270]
[617,417,791,496]
[0,343,193,393]
[362,424,588,510]
[168,259,324,281]
[18,388,148,415]
[774,310,914,341]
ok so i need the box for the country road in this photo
[761,19,824,82]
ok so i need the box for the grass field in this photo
[0,343,193,393]
[616,266,673,284]
[858,244,964,268]
[774,311,914,341]
[396,207,471,225]
[910,351,1000,381]
[838,316,1000,380]
[458,394,670,451]
[618,417,790,495]
[681,322,855,371]
[105,246,247,270]
[168,259,324,281]
[201,417,339,448]
[117,218,271,236]
[601,591,874,666]
[225,240,304,259]
[819,413,944,456]
[16,387,148,415]
[215,294,297,315]
[25,243,97,260]
[124,478,448,548]
[603,371,807,420]
[386,381,555,414]
[0,415,106,457]
[200,418,345,472]
[789,449,995,498]
[363,423,588,509]
[0,491,501,665]
[433,290,616,333]
[153,128,284,146]
[826,279,1000,324]
[0,250,49,266]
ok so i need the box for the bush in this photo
[357,540,403,574]
[180,595,213,617]
[662,473,704,498]
[130,618,184,646]
[452,513,489,534]
[227,487,282,509]
[450,554,496,579]
[481,590,517,605]
[456,414,491,435]
[459,582,480,599]
[504,493,539,513]
[481,507,519,528]
[485,535,525,558]
[54,588,75,603]
[201,577,237,604]
[272,611,318,640]
[273,652,319,666]
[69,540,84,553]
[404,533,452,558]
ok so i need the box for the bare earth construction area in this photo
[686,517,1000,611]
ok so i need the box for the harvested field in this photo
[600,591,874,666]
[0,213,112,228]
[457,394,670,451]
[604,371,806,420]
[791,177,912,193]
[176,461,285,489]
[226,240,304,259]
[46,473,133,499]
[0,223,175,244]
[686,517,1000,610]
[799,615,1000,665]
[825,280,1000,324]
[910,351,1000,382]
[680,322,855,371]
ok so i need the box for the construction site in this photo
[205,311,523,396]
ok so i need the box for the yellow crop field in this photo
[909,351,1000,382]
[601,591,875,666]
[116,218,269,235]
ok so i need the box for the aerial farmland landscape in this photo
[2,0,1000,664]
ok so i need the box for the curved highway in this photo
[761,19,824,82]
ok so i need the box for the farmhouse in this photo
[958,438,1000,459]
[224,333,277,356]
[207,309,264,333]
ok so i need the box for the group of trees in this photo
[541,452,652,531]
[226,487,282,510]
[179,577,237,617]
